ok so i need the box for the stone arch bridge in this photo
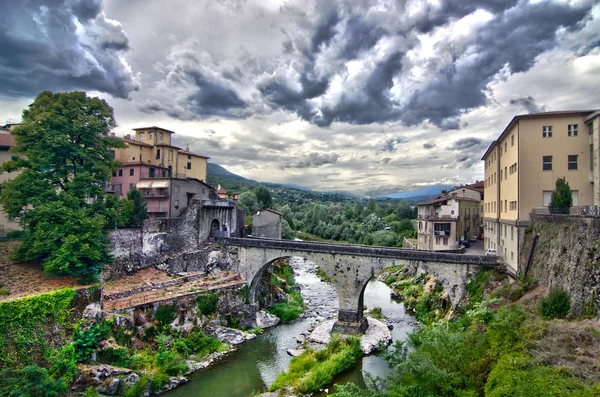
[220,237,501,334]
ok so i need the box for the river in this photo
[167,257,417,397]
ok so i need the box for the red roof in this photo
[0,133,15,147]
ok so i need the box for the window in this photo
[510,201,517,210]
[158,132,163,141]
[129,168,134,176]
[434,223,451,236]
[504,142,507,152]
[187,162,192,169]
[168,150,173,161]
[443,237,448,246]
[511,135,514,146]
[504,166,507,178]
[543,155,552,171]
[118,169,123,177]
[542,126,552,137]
[500,170,503,181]
[149,168,155,177]
[188,154,192,160]
[568,124,578,137]
[156,149,161,160]
[568,155,578,170]
[589,123,594,135]
[149,132,154,140]
[511,251,514,261]
[511,227,514,241]
[510,163,517,174]
[571,190,579,206]
[543,191,553,206]
[505,200,507,213]
[138,132,144,140]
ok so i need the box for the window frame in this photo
[568,124,578,137]
[542,126,552,138]
[542,155,552,171]
[568,154,578,170]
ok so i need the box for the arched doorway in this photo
[210,219,220,238]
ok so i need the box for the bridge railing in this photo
[218,237,501,266]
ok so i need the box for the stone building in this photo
[252,209,282,239]
[482,109,600,273]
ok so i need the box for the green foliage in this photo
[237,191,259,214]
[538,288,571,319]
[123,374,150,397]
[122,189,148,227]
[466,269,491,304]
[270,336,362,394]
[254,185,273,209]
[0,91,125,282]
[0,287,8,296]
[73,322,111,363]
[0,288,76,369]
[154,304,177,326]
[238,285,250,304]
[315,266,331,283]
[267,290,304,323]
[6,230,26,240]
[184,330,225,357]
[281,219,295,239]
[485,353,594,397]
[98,347,131,367]
[85,386,100,397]
[0,365,68,397]
[196,292,219,315]
[368,307,384,320]
[550,177,573,211]
[49,343,77,385]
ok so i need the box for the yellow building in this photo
[110,126,209,199]
[482,110,600,273]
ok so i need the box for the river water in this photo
[167,257,417,397]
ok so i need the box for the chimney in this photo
[186,143,190,151]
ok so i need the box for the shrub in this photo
[124,374,150,397]
[368,307,384,320]
[184,330,224,357]
[267,290,304,323]
[0,287,9,296]
[98,347,131,367]
[49,343,77,384]
[73,323,111,363]
[538,288,571,319]
[197,292,219,316]
[6,230,26,240]
[143,325,158,341]
[0,365,68,396]
[172,338,190,357]
[154,304,177,327]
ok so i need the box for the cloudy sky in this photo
[1,0,599,195]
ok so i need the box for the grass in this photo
[269,336,362,394]
[267,290,304,323]
[316,266,331,283]
[367,307,384,320]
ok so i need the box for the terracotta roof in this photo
[216,185,227,194]
[132,126,177,135]
[122,137,153,147]
[417,196,449,206]
[0,133,15,147]
[482,109,598,160]
[178,149,210,159]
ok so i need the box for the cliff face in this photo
[521,214,600,316]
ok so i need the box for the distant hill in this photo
[206,163,258,191]
[379,184,447,200]
[283,183,312,191]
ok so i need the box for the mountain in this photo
[206,162,258,191]
[379,184,447,200]
[283,183,312,191]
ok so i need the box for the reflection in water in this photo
[166,260,416,397]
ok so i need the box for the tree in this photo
[549,177,573,213]
[237,191,259,214]
[123,188,147,227]
[254,185,273,209]
[0,91,125,282]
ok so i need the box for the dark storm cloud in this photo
[423,143,436,150]
[447,138,483,151]
[0,0,138,99]
[255,0,593,130]
[281,152,340,169]
[509,96,546,114]
[186,72,247,118]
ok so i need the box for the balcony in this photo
[418,214,458,220]
[140,170,188,179]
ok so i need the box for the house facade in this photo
[108,126,211,218]
[482,110,600,273]
[252,209,282,239]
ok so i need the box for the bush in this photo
[73,323,111,363]
[0,365,68,397]
[98,347,131,367]
[154,304,177,326]
[267,290,304,323]
[538,288,571,319]
[6,230,26,240]
[0,287,9,296]
[197,292,219,315]
[184,330,224,357]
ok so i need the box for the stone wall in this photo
[521,214,600,316]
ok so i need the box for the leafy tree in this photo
[281,219,294,240]
[237,191,259,214]
[0,91,125,282]
[549,177,573,212]
[123,188,147,227]
[255,185,273,209]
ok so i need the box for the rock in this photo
[97,378,120,395]
[296,335,305,344]
[214,326,246,345]
[123,373,140,388]
[287,348,305,357]
[307,319,336,344]
[82,303,103,320]
[387,323,394,330]
[256,310,280,328]
[391,291,403,300]
[360,317,392,354]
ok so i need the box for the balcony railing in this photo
[139,171,188,179]
[418,214,457,220]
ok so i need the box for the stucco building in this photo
[108,126,212,218]
[416,185,482,251]
[0,127,21,234]
[482,110,600,273]
[252,209,282,239]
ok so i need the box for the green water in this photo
[167,261,416,397]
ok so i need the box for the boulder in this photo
[286,348,305,357]
[256,310,280,329]
[214,326,246,345]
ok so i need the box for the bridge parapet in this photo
[220,237,501,267]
